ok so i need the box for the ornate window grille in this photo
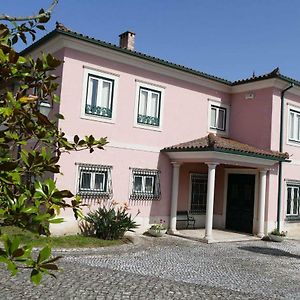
[77,163,113,199]
[130,168,161,200]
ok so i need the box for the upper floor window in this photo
[134,81,164,130]
[210,105,226,131]
[82,68,118,122]
[288,108,300,143]
[208,99,229,135]
[137,87,161,126]
[286,184,300,219]
[77,163,113,199]
[130,168,160,200]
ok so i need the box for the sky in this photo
[1,0,300,82]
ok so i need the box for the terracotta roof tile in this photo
[162,133,289,161]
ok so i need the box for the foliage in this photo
[84,202,139,240]
[270,229,287,237]
[1,226,123,248]
[150,219,167,231]
[0,13,107,283]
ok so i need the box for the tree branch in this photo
[0,0,59,21]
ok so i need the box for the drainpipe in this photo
[277,83,294,231]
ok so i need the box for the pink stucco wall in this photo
[49,44,300,234]
[230,88,273,150]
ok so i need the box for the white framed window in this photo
[210,105,226,131]
[286,184,300,219]
[77,163,112,198]
[208,99,229,135]
[130,168,160,200]
[81,68,118,123]
[288,108,300,143]
[134,81,165,131]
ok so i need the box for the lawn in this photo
[0,226,124,248]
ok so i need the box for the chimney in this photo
[119,31,135,51]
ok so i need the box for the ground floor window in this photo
[190,174,207,213]
[286,184,300,219]
[77,163,112,198]
[130,168,160,200]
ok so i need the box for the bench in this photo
[176,211,195,229]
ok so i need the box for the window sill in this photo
[133,124,162,132]
[287,139,300,147]
[208,128,228,137]
[285,216,300,223]
[80,114,115,124]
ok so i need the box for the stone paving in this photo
[0,235,299,299]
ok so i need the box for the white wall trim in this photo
[107,141,161,153]
[166,151,279,167]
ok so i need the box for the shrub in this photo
[84,202,139,240]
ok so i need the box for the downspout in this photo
[277,83,294,231]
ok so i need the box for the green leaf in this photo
[12,248,24,258]
[7,260,18,276]
[37,246,51,263]
[41,263,58,270]
[48,217,64,224]
[31,269,42,285]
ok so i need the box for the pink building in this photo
[23,24,300,241]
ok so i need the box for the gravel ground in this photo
[0,235,299,299]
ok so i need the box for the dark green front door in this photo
[226,174,255,234]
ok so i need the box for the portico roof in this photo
[162,133,289,162]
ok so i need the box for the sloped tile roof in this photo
[162,133,289,161]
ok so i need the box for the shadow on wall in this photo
[238,245,300,260]
[149,152,172,225]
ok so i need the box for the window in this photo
[137,87,161,126]
[130,168,160,200]
[286,185,300,219]
[190,174,207,213]
[77,163,112,198]
[85,74,114,118]
[288,109,300,143]
[210,105,226,131]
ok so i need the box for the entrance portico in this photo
[162,134,289,242]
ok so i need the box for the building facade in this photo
[23,24,300,240]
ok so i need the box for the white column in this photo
[205,163,218,241]
[257,170,267,238]
[169,162,180,234]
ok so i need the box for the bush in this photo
[84,202,139,240]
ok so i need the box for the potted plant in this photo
[268,229,287,242]
[148,220,167,237]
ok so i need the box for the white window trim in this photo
[207,99,230,136]
[80,171,106,192]
[286,103,300,147]
[133,175,155,194]
[285,180,300,218]
[81,67,119,124]
[133,81,165,132]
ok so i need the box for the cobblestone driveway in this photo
[0,236,299,299]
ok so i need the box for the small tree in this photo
[0,3,107,284]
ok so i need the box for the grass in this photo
[0,226,124,248]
